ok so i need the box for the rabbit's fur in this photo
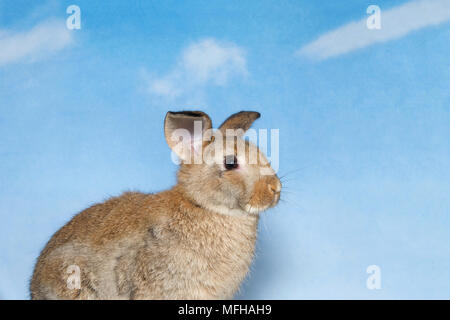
[30,111,281,299]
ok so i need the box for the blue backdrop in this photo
[0,0,449,299]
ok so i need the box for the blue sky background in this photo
[0,0,449,299]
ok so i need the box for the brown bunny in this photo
[30,111,281,299]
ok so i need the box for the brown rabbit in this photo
[30,111,281,299]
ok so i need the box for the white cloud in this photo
[148,38,247,100]
[297,0,450,60]
[0,19,73,67]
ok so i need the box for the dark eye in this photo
[224,155,238,170]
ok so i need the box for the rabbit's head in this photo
[164,111,281,216]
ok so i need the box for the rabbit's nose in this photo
[268,179,282,194]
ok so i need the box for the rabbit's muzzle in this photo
[244,175,282,214]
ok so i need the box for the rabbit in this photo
[30,110,282,300]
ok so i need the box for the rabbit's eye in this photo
[224,155,238,170]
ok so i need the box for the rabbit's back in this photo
[30,191,163,299]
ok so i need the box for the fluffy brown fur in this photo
[30,111,281,299]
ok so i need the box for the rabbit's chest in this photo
[164,215,258,298]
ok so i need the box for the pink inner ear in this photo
[190,119,206,155]
[174,117,206,157]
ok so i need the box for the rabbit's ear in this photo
[219,111,260,134]
[164,111,213,162]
